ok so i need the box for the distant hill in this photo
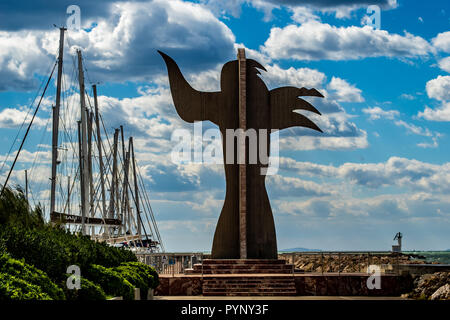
[279,247,321,252]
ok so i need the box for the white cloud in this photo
[280,156,450,193]
[0,30,54,90]
[262,21,432,61]
[266,175,334,197]
[425,75,450,101]
[419,75,450,121]
[280,129,368,151]
[0,0,237,90]
[438,57,450,73]
[433,31,450,53]
[362,106,399,120]
[394,120,432,137]
[417,137,439,149]
[419,102,450,121]
[400,93,415,100]
[0,108,48,128]
[290,7,321,23]
[327,77,364,102]
[277,192,449,220]
[261,64,326,89]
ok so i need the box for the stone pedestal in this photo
[186,259,296,296]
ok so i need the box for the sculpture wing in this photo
[270,86,323,132]
[158,50,221,125]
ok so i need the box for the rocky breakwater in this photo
[406,272,450,300]
[279,253,430,273]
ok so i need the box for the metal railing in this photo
[136,252,209,275]
[136,251,403,275]
[278,251,401,275]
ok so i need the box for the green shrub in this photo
[0,186,44,228]
[114,265,148,298]
[85,264,134,300]
[118,261,159,289]
[62,276,106,301]
[0,224,137,282]
[0,252,65,300]
[0,272,51,300]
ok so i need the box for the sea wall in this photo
[155,274,413,296]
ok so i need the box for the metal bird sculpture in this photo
[158,50,323,259]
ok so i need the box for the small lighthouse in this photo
[392,232,402,253]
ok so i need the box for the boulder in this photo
[431,283,450,300]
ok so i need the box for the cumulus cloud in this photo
[200,0,398,21]
[261,64,326,89]
[65,0,236,83]
[0,108,48,128]
[266,175,334,198]
[280,156,450,193]
[327,77,364,102]
[262,21,432,61]
[0,0,237,90]
[362,106,399,120]
[0,30,55,90]
[419,102,450,121]
[419,75,450,121]
[433,31,450,53]
[279,128,368,151]
[277,192,449,220]
[438,57,450,73]
[425,75,450,101]
[0,0,138,31]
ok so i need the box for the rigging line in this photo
[0,62,57,197]
[121,161,150,244]
[28,116,52,207]
[132,160,155,241]
[139,173,163,251]
[0,59,56,176]
[1,61,58,198]
[136,164,163,250]
[137,173,157,244]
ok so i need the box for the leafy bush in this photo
[114,262,159,299]
[0,186,44,228]
[0,252,65,300]
[118,261,159,289]
[85,264,134,300]
[62,276,106,301]
[0,224,137,282]
[114,265,148,298]
[0,272,51,300]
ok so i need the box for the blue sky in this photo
[0,0,449,251]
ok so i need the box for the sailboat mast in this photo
[109,129,119,234]
[130,137,142,236]
[50,27,66,215]
[77,49,90,235]
[93,85,107,220]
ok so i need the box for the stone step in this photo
[203,291,296,296]
[189,263,294,274]
[203,279,294,284]
[204,285,297,290]
[204,288,297,292]
[203,276,294,280]
[200,269,292,274]
[204,283,295,287]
